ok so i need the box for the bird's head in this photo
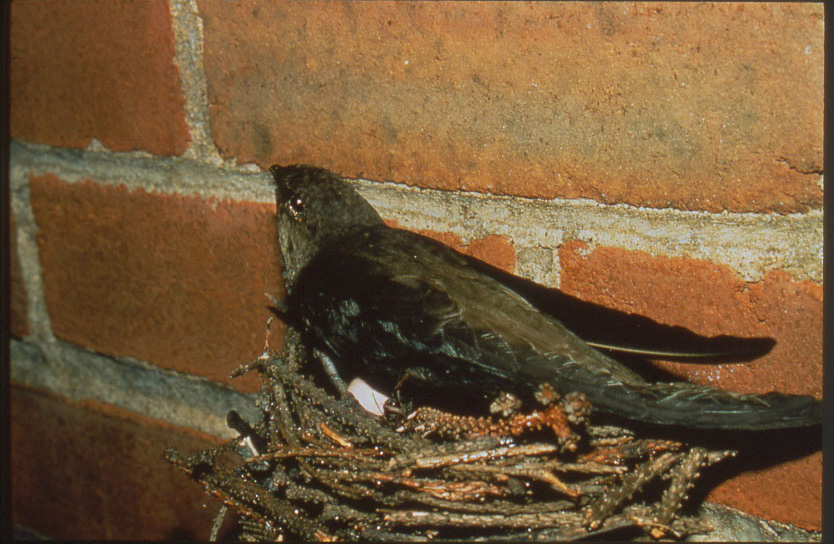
[270,164,383,286]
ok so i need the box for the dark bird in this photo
[270,164,821,431]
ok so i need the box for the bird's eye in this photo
[287,197,305,221]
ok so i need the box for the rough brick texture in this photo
[11,385,227,540]
[11,0,189,155]
[559,241,822,529]
[8,0,822,535]
[29,174,283,392]
[10,211,30,338]
[201,1,822,213]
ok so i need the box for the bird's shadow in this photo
[593,412,821,505]
[468,254,821,490]
[681,424,820,509]
[466,254,776,363]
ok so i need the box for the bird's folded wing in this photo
[293,227,648,392]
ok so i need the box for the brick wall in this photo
[9,1,822,538]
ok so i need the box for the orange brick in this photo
[559,240,821,529]
[11,0,189,155]
[465,235,516,274]
[11,385,227,539]
[201,2,822,213]
[10,211,30,338]
[707,449,821,531]
[559,241,822,397]
[29,174,284,392]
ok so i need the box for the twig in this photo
[167,326,732,541]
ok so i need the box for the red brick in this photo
[10,211,30,338]
[201,2,822,213]
[29,174,284,392]
[11,385,227,539]
[465,235,516,274]
[559,241,821,528]
[559,242,822,397]
[707,452,821,531]
[11,1,189,155]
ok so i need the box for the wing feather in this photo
[292,226,646,398]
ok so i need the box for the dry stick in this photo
[382,509,672,542]
[657,448,709,528]
[413,442,559,470]
[237,517,283,541]
[385,489,575,516]
[265,356,415,451]
[176,373,717,542]
[167,448,332,541]
[460,516,637,542]
[542,512,649,541]
[208,504,227,542]
[285,386,403,501]
[383,508,587,529]
[208,466,335,541]
[319,421,356,449]
[354,470,508,502]
[317,466,581,517]
[448,463,581,497]
[169,325,730,541]
[268,378,572,516]
[649,447,734,538]
[270,373,373,501]
[546,460,626,474]
[585,451,682,529]
[248,446,390,463]
[283,479,341,505]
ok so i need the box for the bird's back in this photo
[291,225,821,430]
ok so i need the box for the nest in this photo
[166,328,735,541]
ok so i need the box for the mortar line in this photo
[10,140,822,284]
[355,180,823,285]
[10,160,56,345]
[169,0,219,161]
[10,338,259,440]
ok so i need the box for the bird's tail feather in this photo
[587,381,821,430]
